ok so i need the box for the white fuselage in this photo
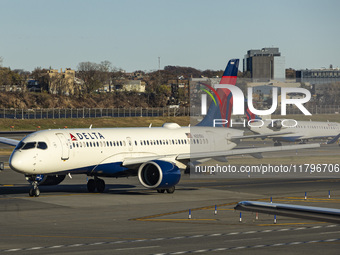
[9,124,243,175]
[250,120,340,142]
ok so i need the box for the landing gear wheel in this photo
[96,179,105,193]
[34,188,40,197]
[166,186,175,194]
[87,179,96,192]
[157,189,165,193]
[29,187,40,197]
[29,188,34,197]
[28,178,40,197]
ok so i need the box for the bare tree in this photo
[77,61,123,94]
[13,69,30,93]
[77,62,101,94]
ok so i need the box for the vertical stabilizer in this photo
[196,59,239,127]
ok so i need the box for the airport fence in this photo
[0,107,189,119]
[189,105,340,116]
[0,105,338,119]
[273,105,340,115]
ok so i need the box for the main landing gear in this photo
[87,177,106,193]
[157,186,175,194]
[274,141,282,146]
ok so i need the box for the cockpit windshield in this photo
[37,142,48,150]
[15,141,25,150]
[15,141,48,151]
[22,142,36,150]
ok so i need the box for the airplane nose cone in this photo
[9,152,27,173]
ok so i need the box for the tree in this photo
[98,60,116,92]
[31,67,49,91]
[77,62,101,94]
[77,61,122,94]
[13,69,30,93]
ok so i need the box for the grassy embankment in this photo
[0,114,338,131]
[0,116,190,131]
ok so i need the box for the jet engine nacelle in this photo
[25,174,66,186]
[268,120,282,130]
[138,160,181,189]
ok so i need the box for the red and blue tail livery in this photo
[196,59,239,127]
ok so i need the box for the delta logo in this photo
[70,134,78,141]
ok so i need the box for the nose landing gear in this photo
[28,179,40,197]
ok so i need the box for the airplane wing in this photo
[122,143,320,167]
[176,143,320,161]
[0,131,33,146]
[122,155,175,166]
[234,201,340,224]
[0,137,20,146]
[327,133,340,144]
[231,131,294,141]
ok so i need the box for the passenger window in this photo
[22,142,36,150]
[37,142,48,150]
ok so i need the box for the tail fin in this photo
[196,59,239,127]
[244,99,261,122]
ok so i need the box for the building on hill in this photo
[296,68,340,85]
[243,47,285,82]
[47,68,77,95]
[296,68,340,97]
[114,80,146,93]
[168,79,190,105]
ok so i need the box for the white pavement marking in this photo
[1,225,339,253]
[115,246,160,251]
[153,238,340,255]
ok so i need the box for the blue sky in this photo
[1,0,339,72]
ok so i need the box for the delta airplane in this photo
[0,59,320,197]
[245,111,340,146]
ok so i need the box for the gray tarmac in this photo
[0,137,340,254]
